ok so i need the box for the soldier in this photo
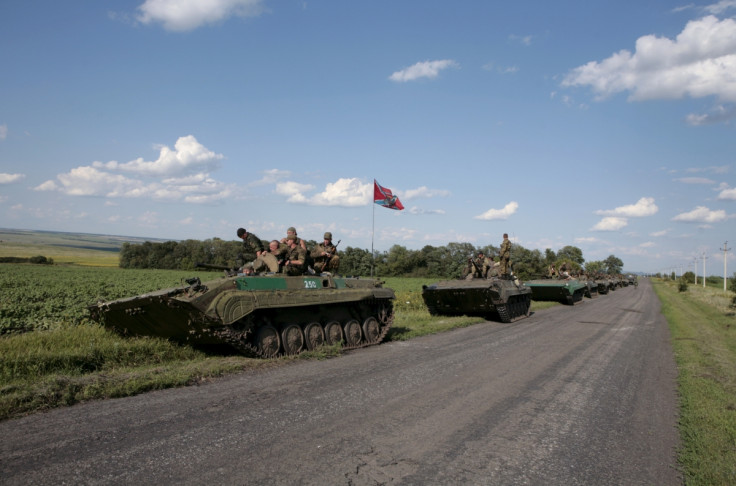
[236,227,265,264]
[311,232,340,274]
[499,233,512,276]
[472,251,490,278]
[559,262,571,280]
[548,263,558,278]
[280,226,307,251]
[252,240,283,273]
[283,235,307,276]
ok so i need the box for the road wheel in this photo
[304,322,325,351]
[343,319,362,346]
[256,325,280,357]
[324,321,343,345]
[362,317,380,343]
[281,324,304,355]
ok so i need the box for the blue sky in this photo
[1,0,735,275]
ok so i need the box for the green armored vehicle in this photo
[523,277,588,305]
[89,273,395,357]
[421,276,532,323]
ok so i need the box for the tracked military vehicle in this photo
[421,275,532,323]
[89,273,395,358]
[523,277,588,305]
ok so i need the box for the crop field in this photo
[0,262,500,420]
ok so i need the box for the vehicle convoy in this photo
[421,275,532,323]
[89,272,395,358]
[523,277,588,305]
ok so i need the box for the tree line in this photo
[118,238,625,280]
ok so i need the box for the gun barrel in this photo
[195,262,237,271]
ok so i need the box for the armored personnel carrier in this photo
[89,273,395,358]
[421,276,532,323]
[523,277,588,305]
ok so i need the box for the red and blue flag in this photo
[373,180,404,210]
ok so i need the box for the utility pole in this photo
[693,257,698,285]
[702,252,708,288]
[721,241,731,292]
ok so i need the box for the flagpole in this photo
[371,196,375,277]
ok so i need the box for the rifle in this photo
[195,262,240,276]
[324,239,341,263]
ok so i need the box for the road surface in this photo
[0,278,680,485]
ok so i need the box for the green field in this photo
[0,228,166,266]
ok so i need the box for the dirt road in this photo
[0,278,680,485]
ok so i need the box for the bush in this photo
[678,279,689,292]
[29,255,53,265]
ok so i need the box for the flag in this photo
[373,179,404,210]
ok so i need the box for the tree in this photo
[585,261,603,274]
[603,255,624,275]
[556,245,584,266]
[544,248,556,266]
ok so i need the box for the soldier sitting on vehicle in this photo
[252,240,283,274]
[311,232,340,274]
[283,235,307,276]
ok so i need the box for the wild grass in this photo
[652,279,736,485]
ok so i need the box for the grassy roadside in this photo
[0,274,551,421]
[651,279,736,485]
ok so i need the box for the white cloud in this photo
[574,237,601,244]
[474,201,519,221]
[640,241,656,248]
[672,205,729,223]
[408,207,446,215]
[389,60,459,82]
[675,177,716,184]
[592,217,628,231]
[39,135,235,204]
[718,187,736,199]
[562,16,736,116]
[275,181,315,203]
[595,197,658,217]
[0,173,25,184]
[402,186,451,200]
[509,34,533,46]
[94,135,223,177]
[136,0,266,32]
[252,169,291,186]
[34,180,58,191]
[704,1,736,15]
[0,124,7,140]
[686,104,736,125]
[308,178,371,207]
[650,229,670,237]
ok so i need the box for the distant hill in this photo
[0,228,171,266]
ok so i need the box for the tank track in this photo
[216,298,394,358]
[495,293,531,323]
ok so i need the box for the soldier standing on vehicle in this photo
[237,227,265,263]
[311,232,340,274]
[499,233,511,276]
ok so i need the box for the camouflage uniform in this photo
[499,234,511,275]
[252,241,283,273]
[237,228,265,263]
[284,239,307,276]
[311,232,340,274]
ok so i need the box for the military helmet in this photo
[324,232,332,240]
[287,226,297,233]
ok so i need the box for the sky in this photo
[1,0,735,275]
